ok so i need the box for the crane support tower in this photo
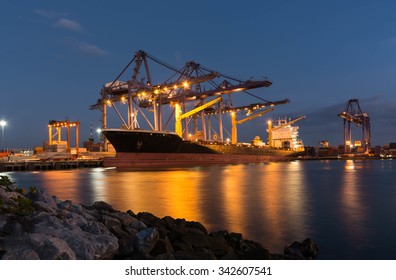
[48,120,80,155]
[338,99,370,154]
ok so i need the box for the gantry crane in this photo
[338,99,370,153]
[48,120,80,155]
[267,116,305,148]
[90,50,289,149]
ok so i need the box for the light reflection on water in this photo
[4,159,396,259]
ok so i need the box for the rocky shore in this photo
[0,175,318,260]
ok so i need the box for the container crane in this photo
[338,99,370,153]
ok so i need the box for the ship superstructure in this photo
[268,117,305,151]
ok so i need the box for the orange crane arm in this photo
[271,116,305,131]
[231,108,274,144]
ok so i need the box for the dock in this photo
[0,159,103,172]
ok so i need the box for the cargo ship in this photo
[101,128,297,168]
[91,50,300,168]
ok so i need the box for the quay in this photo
[0,159,103,172]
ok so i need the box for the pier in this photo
[0,159,102,172]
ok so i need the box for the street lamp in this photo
[0,120,6,150]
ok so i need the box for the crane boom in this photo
[231,108,274,144]
[175,97,222,137]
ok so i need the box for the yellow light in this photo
[183,81,189,88]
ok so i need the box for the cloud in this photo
[54,18,83,32]
[76,42,108,56]
[33,9,67,18]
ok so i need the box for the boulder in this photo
[90,201,116,213]
[134,228,159,254]
[301,238,319,259]
[28,234,76,259]
[284,238,319,260]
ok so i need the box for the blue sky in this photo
[1,0,396,148]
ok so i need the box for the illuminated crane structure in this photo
[47,120,80,155]
[338,99,370,153]
[90,50,289,149]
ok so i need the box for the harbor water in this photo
[3,159,396,259]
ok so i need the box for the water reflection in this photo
[259,161,308,250]
[341,160,368,244]
[100,169,205,223]
[36,170,82,200]
[221,165,246,235]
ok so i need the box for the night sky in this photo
[2,0,396,149]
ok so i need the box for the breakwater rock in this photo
[0,176,318,260]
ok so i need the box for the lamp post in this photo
[0,120,6,150]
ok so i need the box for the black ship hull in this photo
[102,129,216,154]
[101,129,295,168]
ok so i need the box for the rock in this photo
[209,232,230,257]
[29,234,76,259]
[117,235,136,257]
[107,212,137,227]
[225,232,243,250]
[150,236,174,256]
[0,215,10,232]
[32,201,57,214]
[185,221,208,234]
[178,228,211,249]
[26,189,58,209]
[301,238,319,259]
[137,212,164,228]
[1,247,40,260]
[284,241,304,259]
[90,201,116,213]
[134,228,159,254]
[284,239,319,260]
[239,240,271,260]
[57,200,73,210]
[31,213,118,260]
[172,238,193,253]
[64,211,88,228]
[101,215,122,228]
